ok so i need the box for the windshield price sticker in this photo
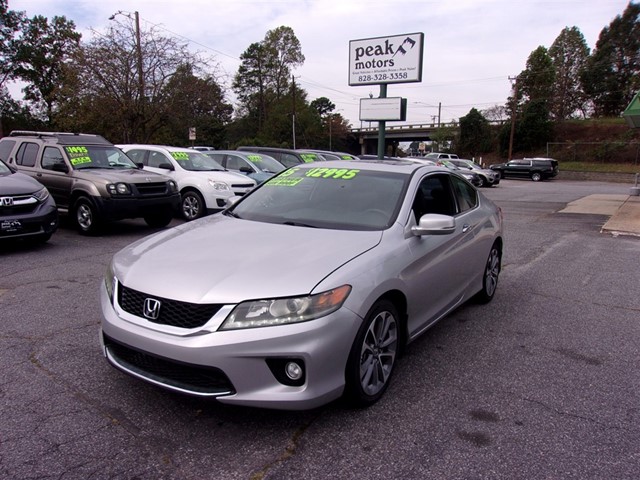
[299,154,318,163]
[247,155,262,163]
[266,177,304,187]
[65,146,92,165]
[171,152,190,161]
[305,167,359,179]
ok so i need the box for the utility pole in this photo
[292,74,296,149]
[508,76,518,160]
[134,11,145,140]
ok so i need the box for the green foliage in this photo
[13,14,81,124]
[458,108,492,156]
[581,2,640,117]
[0,0,25,88]
[549,26,590,119]
[310,97,335,117]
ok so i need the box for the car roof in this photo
[8,130,112,146]
[296,158,445,175]
[118,144,199,153]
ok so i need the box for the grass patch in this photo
[560,162,640,174]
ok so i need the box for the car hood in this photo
[0,171,43,195]
[115,215,382,304]
[75,168,169,184]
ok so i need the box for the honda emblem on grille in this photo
[1,197,14,206]
[143,298,161,320]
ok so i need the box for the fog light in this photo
[265,358,305,386]
[285,361,303,381]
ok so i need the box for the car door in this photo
[38,146,74,209]
[402,173,482,337]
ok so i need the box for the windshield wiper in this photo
[223,210,241,219]
[282,221,317,228]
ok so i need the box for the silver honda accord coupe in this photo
[100,159,503,410]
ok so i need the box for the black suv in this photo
[0,159,58,243]
[489,157,559,182]
[0,131,180,234]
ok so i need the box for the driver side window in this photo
[412,174,455,221]
[42,147,65,170]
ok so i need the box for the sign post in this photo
[349,32,424,158]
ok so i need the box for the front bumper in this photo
[93,192,181,221]
[99,282,361,410]
[0,197,58,240]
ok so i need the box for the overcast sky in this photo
[9,0,634,126]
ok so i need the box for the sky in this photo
[7,0,634,128]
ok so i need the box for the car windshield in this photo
[66,146,138,170]
[229,165,408,231]
[243,154,285,174]
[0,160,12,175]
[171,151,225,171]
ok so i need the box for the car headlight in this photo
[208,179,230,191]
[104,261,116,303]
[220,285,352,330]
[33,187,50,202]
[107,183,132,195]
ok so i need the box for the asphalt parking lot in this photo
[1,179,639,479]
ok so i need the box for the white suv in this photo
[119,145,255,221]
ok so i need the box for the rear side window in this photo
[15,142,39,167]
[0,139,16,162]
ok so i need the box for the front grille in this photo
[118,284,222,329]
[0,194,38,215]
[231,183,255,189]
[104,335,235,396]
[133,182,170,196]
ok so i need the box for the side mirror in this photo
[411,213,456,236]
[52,161,69,173]
[239,166,253,174]
[136,162,144,169]
[158,163,174,171]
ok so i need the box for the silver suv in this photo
[0,131,180,234]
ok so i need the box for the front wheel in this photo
[344,300,399,407]
[531,172,542,182]
[474,242,501,304]
[181,191,206,221]
[74,197,101,235]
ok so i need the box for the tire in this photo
[74,197,101,235]
[531,172,542,182]
[144,210,173,228]
[480,176,489,188]
[344,300,399,407]
[474,242,501,304]
[181,190,205,221]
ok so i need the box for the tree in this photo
[458,108,492,156]
[581,2,640,117]
[310,96,335,117]
[549,27,590,120]
[518,46,555,105]
[60,16,223,143]
[232,26,305,142]
[13,14,81,124]
[0,0,25,89]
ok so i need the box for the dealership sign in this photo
[360,97,407,121]
[349,32,424,86]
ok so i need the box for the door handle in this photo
[462,224,470,232]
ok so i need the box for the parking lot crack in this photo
[249,410,324,480]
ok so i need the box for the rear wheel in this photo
[344,300,399,407]
[474,242,501,304]
[181,190,206,221]
[531,172,542,182]
[74,197,101,235]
